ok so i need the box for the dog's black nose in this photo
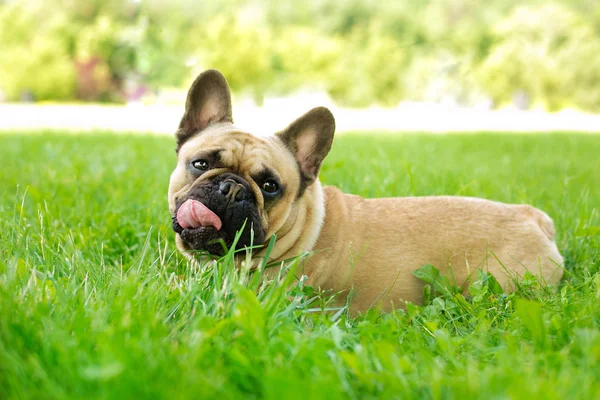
[219,179,246,202]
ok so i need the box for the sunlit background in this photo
[1,0,600,132]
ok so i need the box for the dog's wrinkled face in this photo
[169,126,299,255]
[168,70,335,257]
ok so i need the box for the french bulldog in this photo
[168,69,564,312]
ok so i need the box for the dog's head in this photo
[168,69,335,257]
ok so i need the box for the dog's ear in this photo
[176,69,233,150]
[277,107,335,194]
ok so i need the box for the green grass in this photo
[1,131,599,399]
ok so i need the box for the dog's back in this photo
[306,189,564,312]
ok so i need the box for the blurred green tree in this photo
[1,0,600,111]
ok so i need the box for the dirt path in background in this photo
[1,103,600,135]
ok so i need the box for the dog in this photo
[168,69,564,312]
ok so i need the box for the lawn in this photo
[0,131,599,399]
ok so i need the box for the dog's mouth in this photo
[177,199,222,231]
[172,200,228,255]
[172,197,266,256]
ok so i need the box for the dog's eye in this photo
[191,159,209,171]
[261,179,279,194]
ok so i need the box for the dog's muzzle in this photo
[172,173,266,256]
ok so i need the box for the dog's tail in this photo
[528,206,556,241]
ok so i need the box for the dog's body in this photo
[294,188,562,310]
[168,70,564,313]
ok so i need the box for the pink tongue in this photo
[176,200,222,230]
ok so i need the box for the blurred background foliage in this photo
[1,0,599,110]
